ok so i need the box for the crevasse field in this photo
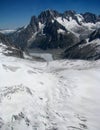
[0,43,100,130]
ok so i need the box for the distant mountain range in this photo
[0,9,100,60]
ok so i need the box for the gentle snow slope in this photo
[0,51,100,130]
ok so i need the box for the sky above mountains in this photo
[0,0,100,29]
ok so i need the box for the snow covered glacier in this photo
[0,44,100,130]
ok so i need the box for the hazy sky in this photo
[0,0,100,29]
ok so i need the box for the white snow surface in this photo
[56,17,81,37]
[57,29,65,34]
[56,17,80,31]
[56,16,100,38]
[0,44,100,130]
[75,14,84,23]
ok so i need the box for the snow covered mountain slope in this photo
[64,28,100,60]
[0,47,100,130]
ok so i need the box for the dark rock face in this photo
[30,16,39,32]
[9,16,40,49]
[38,10,61,23]
[0,33,23,58]
[82,12,99,23]
[63,10,76,20]
[64,29,100,60]
[29,20,78,50]
[64,43,100,60]
[89,28,100,42]
[0,33,12,46]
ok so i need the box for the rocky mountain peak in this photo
[30,16,39,32]
[63,10,76,17]
[38,9,60,23]
[63,10,76,20]
[82,12,98,23]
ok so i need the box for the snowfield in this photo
[0,45,100,130]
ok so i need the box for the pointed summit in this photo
[38,9,60,23]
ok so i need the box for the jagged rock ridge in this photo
[2,9,100,60]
